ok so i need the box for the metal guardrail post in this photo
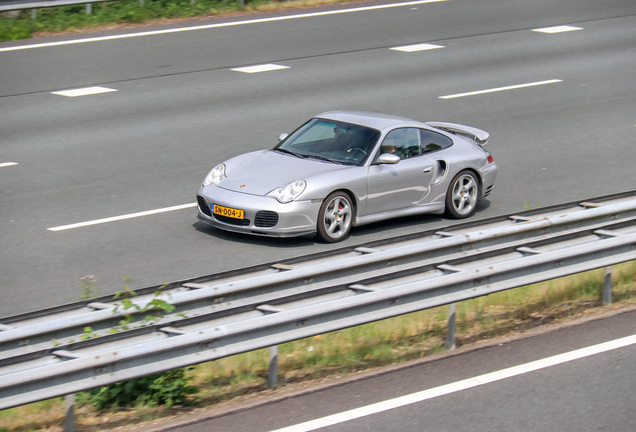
[65,394,75,432]
[446,303,457,351]
[268,346,278,388]
[603,266,613,305]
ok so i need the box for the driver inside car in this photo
[380,132,407,159]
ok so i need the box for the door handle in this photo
[422,167,432,173]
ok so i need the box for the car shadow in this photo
[345,199,493,239]
[193,221,316,249]
[193,199,493,247]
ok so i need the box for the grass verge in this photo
[0,0,354,41]
[0,261,634,431]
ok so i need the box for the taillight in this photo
[487,154,494,164]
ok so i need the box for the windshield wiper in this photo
[273,148,307,158]
[306,154,343,165]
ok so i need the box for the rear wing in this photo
[426,121,489,146]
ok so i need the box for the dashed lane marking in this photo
[51,87,118,97]
[390,43,445,52]
[533,25,583,33]
[231,64,290,73]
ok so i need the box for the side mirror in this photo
[376,153,400,164]
[278,133,288,142]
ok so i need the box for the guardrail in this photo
[1,0,130,18]
[1,190,635,412]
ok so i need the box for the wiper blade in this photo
[273,149,342,164]
[273,148,307,158]
[306,154,343,164]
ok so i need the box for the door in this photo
[366,128,435,216]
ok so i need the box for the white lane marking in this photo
[231,64,290,73]
[533,25,583,34]
[270,334,636,432]
[47,202,197,231]
[390,43,445,52]
[0,162,18,168]
[51,86,118,97]
[439,79,562,99]
[0,0,447,53]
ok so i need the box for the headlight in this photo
[203,163,226,186]
[267,180,306,203]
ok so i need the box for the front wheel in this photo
[316,192,354,243]
[445,170,480,218]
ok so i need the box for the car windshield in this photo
[274,118,380,166]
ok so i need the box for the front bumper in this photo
[197,185,321,238]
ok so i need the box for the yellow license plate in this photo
[213,204,244,219]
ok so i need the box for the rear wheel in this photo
[317,192,353,243]
[445,170,480,218]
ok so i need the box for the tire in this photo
[445,170,480,218]
[316,192,354,243]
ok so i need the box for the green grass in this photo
[0,0,348,41]
[1,262,634,431]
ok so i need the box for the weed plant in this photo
[79,369,199,410]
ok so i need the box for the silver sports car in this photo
[197,111,497,242]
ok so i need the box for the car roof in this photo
[316,110,421,131]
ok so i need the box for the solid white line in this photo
[47,202,197,231]
[51,86,118,97]
[0,0,446,53]
[0,162,18,168]
[439,79,562,99]
[269,334,636,432]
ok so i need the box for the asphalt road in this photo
[139,307,636,432]
[1,0,635,316]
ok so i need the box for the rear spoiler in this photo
[426,121,489,146]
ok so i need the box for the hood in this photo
[219,149,346,196]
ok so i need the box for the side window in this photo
[420,129,453,153]
[380,128,422,160]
